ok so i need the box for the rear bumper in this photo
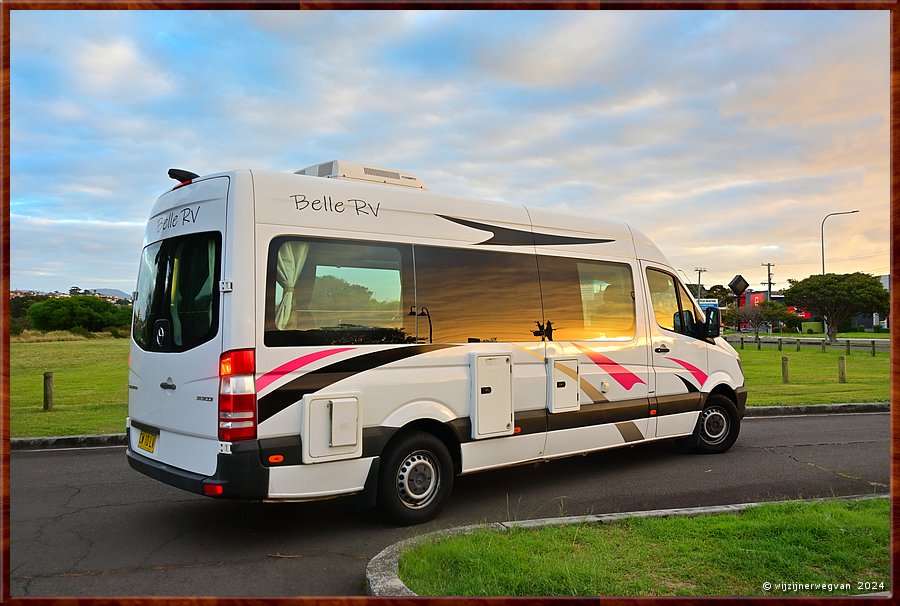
[127,441,269,499]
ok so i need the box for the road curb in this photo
[10,403,888,450]
[366,494,890,597]
[744,402,888,417]
[10,433,127,450]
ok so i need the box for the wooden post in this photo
[796,339,801,352]
[871,340,877,357]
[43,372,54,412]
[782,356,790,383]
[740,337,744,350]
[838,356,847,383]
[822,339,827,353]
[757,338,761,351]
[845,340,851,356]
[777,339,783,352]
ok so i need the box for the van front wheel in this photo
[377,431,454,525]
[693,394,740,454]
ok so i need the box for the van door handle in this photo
[654,345,670,354]
[160,381,177,390]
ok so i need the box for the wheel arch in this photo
[389,418,462,476]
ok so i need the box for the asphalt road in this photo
[9,413,890,597]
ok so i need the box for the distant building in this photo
[851,275,889,330]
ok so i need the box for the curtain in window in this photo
[275,242,310,330]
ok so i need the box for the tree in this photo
[735,304,765,339]
[28,295,132,332]
[784,273,889,343]
[704,284,737,309]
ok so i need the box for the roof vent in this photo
[295,160,428,190]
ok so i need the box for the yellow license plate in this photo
[137,430,157,453]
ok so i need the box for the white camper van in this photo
[127,161,747,525]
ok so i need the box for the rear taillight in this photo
[218,349,256,441]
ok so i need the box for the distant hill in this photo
[90,288,132,301]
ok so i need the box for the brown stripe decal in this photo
[551,359,609,403]
[547,397,649,431]
[615,421,644,442]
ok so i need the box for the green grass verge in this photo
[736,348,889,406]
[725,331,889,339]
[399,498,890,597]
[8,337,889,437]
[10,339,130,437]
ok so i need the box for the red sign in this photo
[748,293,766,306]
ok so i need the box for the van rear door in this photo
[129,177,229,476]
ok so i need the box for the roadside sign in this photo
[698,298,719,311]
[729,274,749,296]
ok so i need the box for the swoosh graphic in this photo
[257,347,356,393]
[257,344,459,423]
[666,357,709,387]
[439,215,615,247]
[573,343,646,391]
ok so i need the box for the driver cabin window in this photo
[646,268,701,337]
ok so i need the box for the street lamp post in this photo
[821,210,859,274]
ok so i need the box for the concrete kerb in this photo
[10,433,127,450]
[366,494,891,597]
[9,403,888,451]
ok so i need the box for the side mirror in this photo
[704,307,721,339]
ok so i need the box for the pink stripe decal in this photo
[666,357,709,387]
[575,344,646,391]
[257,347,356,392]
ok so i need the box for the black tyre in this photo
[692,394,741,454]
[377,430,454,525]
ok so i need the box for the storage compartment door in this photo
[470,353,514,439]
[548,357,580,413]
[303,393,362,462]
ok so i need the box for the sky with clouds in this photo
[9,9,890,297]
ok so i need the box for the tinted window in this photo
[414,246,543,343]
[538,256,636,340]
[265,237,415,346]
[132,232,221,352]
[646,268,701,337]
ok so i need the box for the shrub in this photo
[806,328,815,334]
[69,326,94,339]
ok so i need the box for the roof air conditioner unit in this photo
[295,160,428,190]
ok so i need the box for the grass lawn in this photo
[10,339,130,437]
[399,498,890,597]
[737,348,889,406]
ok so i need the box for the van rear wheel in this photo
[692,394,740,454]
[377,430,454,525]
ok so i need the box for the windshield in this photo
[132,231,221,352]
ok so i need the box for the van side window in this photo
[646,268,702,337]
[538,256,636,340]
[413,246,543,343]
[264,237,415,346]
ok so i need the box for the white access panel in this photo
[548,357,580,413]
[469,353,514,439]
[303,394,362,462]
[330,398,359,447]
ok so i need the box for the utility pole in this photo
[761,262,775,300]
[693,267,707,298]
